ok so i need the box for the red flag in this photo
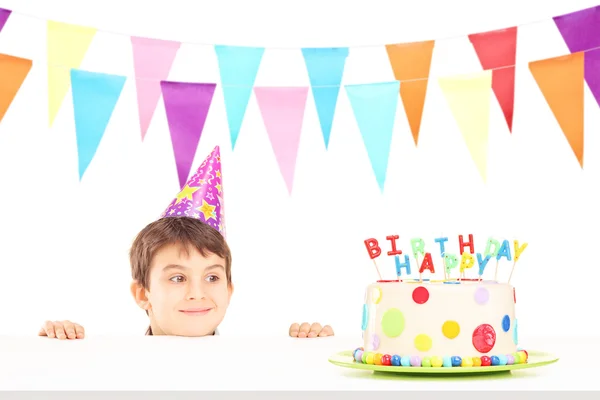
[468,27,517,132]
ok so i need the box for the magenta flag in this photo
[0,8,11,33]
[161,81,216,189]
[131,36,181,140]
[254,86,309,195]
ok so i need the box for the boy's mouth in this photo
[179,308,212,316]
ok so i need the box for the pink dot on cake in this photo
[369,334,380,351]
[474,287,489,304]
[414,334,433,351]
[412,286,430,304]
[472,323,496,353]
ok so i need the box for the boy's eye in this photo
[206,275,219,283]
[170,275,185,283]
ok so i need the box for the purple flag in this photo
[554,6,600,53]
[0,8,12,33]
[554,7,600,107]
[160,81,216,189]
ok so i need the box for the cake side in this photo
[358,280,524,367]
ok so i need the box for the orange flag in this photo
[385,40,435,146]
[0,53,32,123]
[529,52,584,168]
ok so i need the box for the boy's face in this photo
[132,243,233,336]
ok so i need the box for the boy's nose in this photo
[185,283,205,300]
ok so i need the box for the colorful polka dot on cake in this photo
[502,315,511,332]
[361,304,368,331]
[472,323,496,353]
[442,320,460,339]
[474,287,489,304]
[369,334,380,351]
[381,308,405,337]
[412,286,429,304]
[414,334,433,351]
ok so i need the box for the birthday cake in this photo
[353,234,529,368]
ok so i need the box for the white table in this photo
[0,334,596,390]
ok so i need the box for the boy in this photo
[38,216,334,339]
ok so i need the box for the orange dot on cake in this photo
[414,334,433,351]
[442,320,460,339]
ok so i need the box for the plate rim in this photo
[328,349,559,374]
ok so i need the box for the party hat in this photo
[160,145,226,237]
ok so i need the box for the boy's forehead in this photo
[151,243,224,269]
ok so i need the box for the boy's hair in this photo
[129,216,232,289]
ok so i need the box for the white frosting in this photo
[362,280,518,358]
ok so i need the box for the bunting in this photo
[47,21,97,127]
[554,6,600,107]
[529,53,584,168]
[70,69,126,179]
[0,54,32,123]
[254,86,309,194]
[302,47,349,149]
[131,37,181,141]
[0,8,11,33]
[468,27,518,132]
[161,82,216,189]
[215,45,264,149]
[438,71,492,181]
[385,41,435,146]
[345,81,400,192]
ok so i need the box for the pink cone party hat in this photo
[160,145,226,237]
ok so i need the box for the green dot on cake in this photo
[381,308,405,337]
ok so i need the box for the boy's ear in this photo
[130,280,151,311]
[228,282,234,300]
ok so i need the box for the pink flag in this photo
[254,87,308,195]
[131,36,180,140]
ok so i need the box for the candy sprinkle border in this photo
[353,347,529,367]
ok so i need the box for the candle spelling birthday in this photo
[364,234,528,283]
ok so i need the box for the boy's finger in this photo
[74,324,85,339]
[39,321,54,337]
[308,323,322,338]
[62,321,76,339]
[319,325,334,337]
[53,322,67,340]
[289,323,300,337]
[298,322,311,338]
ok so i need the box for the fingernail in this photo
[299,332,306,338]
[308,332,316,338]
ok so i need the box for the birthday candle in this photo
[476,253,491,277]
[458,234,475,254]
[513,240,528,261]
[364,238,382,259]
[484,238,500,257]
[444,254,458,277]
[419,253,436,274]
[395,255,411,277]
[459,252,475,273]
[410,238,425,258]
[496,239,512,261]
[434,237,448,257]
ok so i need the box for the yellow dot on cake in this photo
[414,334,432,351]
[442,320,460,339]
[372,287,382,304]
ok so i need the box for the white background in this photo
[0,0,597,340]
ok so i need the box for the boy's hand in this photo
[38,320,85,340]
[289,322,334,338]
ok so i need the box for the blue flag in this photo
[215,45,264,149]
[70,69,126,179]
[345,81,400,192]
[302,47,348,149]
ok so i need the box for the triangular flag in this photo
[70,69,126,180]
[254,86,309,195]
[438,71,492,181]
[345,81,400,192]
[302,47,349,149]
[0,8,12,33]
[161,81,217,189]
[47,21,96,127]
[529,53,584,168]
[0,54,32,123]
[215,45,264,149]
[554,6,600,53]
[468,27,517,132]
[131,36,180,141]
[385,41,435,146]
[554,7,600,108]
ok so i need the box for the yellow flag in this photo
[47,21,97,127]
[438,71,492,181]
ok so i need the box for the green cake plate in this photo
[328,350,559,375]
